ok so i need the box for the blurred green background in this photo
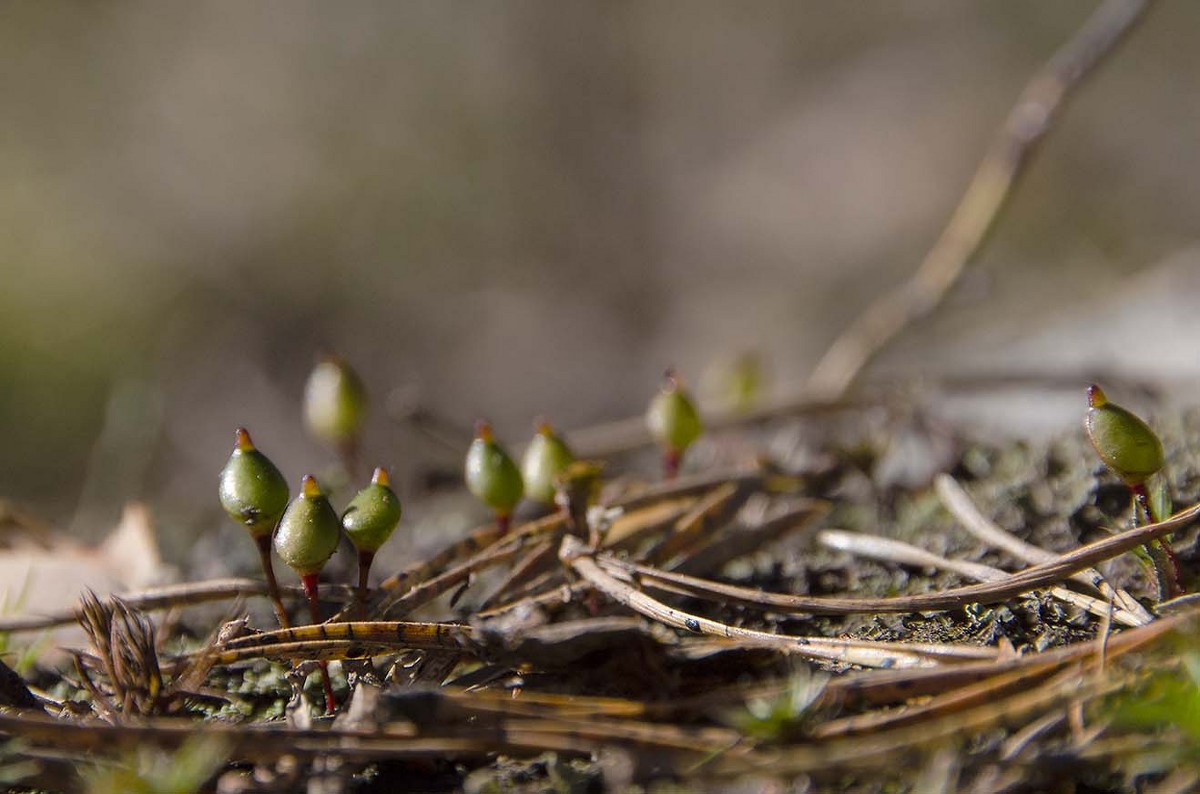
[2,2,1198,548]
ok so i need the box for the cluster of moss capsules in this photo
[463,369,706,532]
[218,428,403,713]
[216,362,705,712]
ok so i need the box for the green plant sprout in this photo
[217,428,292,628]
[464,420,524,534]
[646,369,703,480]
[303,354,367,476]
[521,420,575,505]
[721,667,827,742]
[274,475,342,713]
[341,466,402,615]
[0,574,47,679]
[1084,384,1180,598]
[79,734,230,794]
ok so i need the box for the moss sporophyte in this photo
[1084,384,1180,597]
[341,467,402,614]
[218,427,291,628]
[465,420,524,534]
[646,369,704,480]
[303,354,367,474]
[521,420,576,505]
[275,475,341,712]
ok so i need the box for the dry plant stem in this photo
[255,534,291,629]
[812,660,1070,739]
[375,536,527,619]
[646,482,745,565]
[300,573,337,714]
[0,578,353,635]
[0,708,746,769]
[806,0,1152,398]
[474,582,591,621]
[478,538,559,610]
[729,667,1117,778]
[375,511,565,595]
[672,500,829,575]
[935,474,1149,623]
[563,537,998,668]
[817,529,1145,628]
[605,497,1200,615]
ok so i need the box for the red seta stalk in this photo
[355,549,375,619]
[300,572,337,714]
[662,448,682,481]
[255,534,291,629]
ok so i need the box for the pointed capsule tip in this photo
[371,467,390,487]
[535,417,553,436]
[234,427,255,451]
[662,368,681,392]
[474,419,494,443]
[301,475,322,498]
[1087,384,1108,409]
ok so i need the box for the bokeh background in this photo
[2,1,1199,561]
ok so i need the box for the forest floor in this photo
[4,381,1200,793]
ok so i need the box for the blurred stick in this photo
[806,0,1153,399]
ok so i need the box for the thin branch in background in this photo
[806,0,1153,399]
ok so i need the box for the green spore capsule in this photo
[342,467,403,554]
[1085,384,1179,600]
[1085,384,1164,487]
[646,370,703,479]
[343,466,402,615]
[274,475,342,576]
[218,427,292,628]
[465,420,524,532]
[521,420,575,505]
[218,428,290,538]
[303,354,367,448]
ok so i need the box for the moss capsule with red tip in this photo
[275,476,342,576]
[521,420,575,505]
[342,467,402,612]
[1084,384,1164,488]
[1084,384,1178,597]
[646,370,703,479]
[304,354,367,471]
[219,428,290,538]
[218,428,291,627]
[274,475,341,712]
[465,421,524,533]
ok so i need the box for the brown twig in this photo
[564,536,999,669]
[816,528,1145,628]
[806,0,1153,398]
[0,579,356,635]
[605,497,1200,616]
[934,474,1150,623]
